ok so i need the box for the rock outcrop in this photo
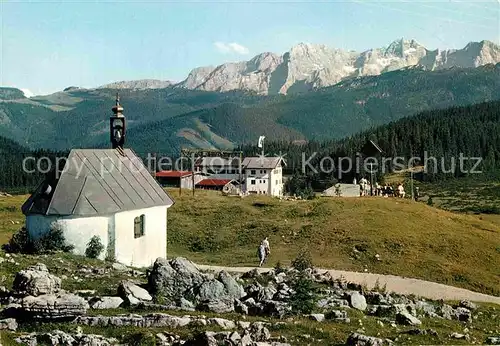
[12,263,61,296]
[148,257,245,312]
[5,293,89,320]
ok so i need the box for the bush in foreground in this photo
[2,225,74,254]
[85,236,105,259]
[291,249,313,272]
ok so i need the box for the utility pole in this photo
[410,169,414,201]
[192,152,195,197]
[239,151,242,183]
[369,162,374,196]
[179,148,183,196]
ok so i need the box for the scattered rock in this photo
[450,332,469,341]
[325,309,350,322]
[308,313,325,322]
[12,263,61,296]
[5,293,88,320]
[197,299,234,314]
[207,317,236,330]
[455,307,472,322]
[112,262,129,271]
[148,257,206,302]
[459,300,477,310]
[396,311,422,326]
[486,336,500,345]
[14,330,118,345]
[89,296,124,309]
[349,291,367,311]
[346,332,385,346]
[118,280,152,305]
[0,318,17,331]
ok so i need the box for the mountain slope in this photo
[175,39,500,95]
[0,63,499,153]
[0,87,266,150]
[126,63,500,153]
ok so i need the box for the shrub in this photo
[291,249,313,272]
[290,273,317,314]
[37,226,74,253]
[105,249,116,262]
[85,236,104,259]
[2,227,32,253]
[123,332,156,346]
[274,261,286,274]
[2,225,74,254]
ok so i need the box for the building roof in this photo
[196,179,233,187]
[156,170,192,178]
[242,157,285,169]
[22,148,174,217]
[195,157,241,167]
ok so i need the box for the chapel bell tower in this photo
[110,94,126,149]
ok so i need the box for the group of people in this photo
[354,178,419,200]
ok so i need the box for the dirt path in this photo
[196,264,500,305]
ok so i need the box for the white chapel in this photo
[21,96,174,267]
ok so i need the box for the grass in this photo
[165,189,500,296]
[418,174,500,215]
[0,196,25,245]
[1,188,500,296]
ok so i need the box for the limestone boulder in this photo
[12,263,61,297]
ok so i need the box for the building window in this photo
[251,170,256,175]
[134,215,145,238]
[251,179,255,185]
[276,180,278,185]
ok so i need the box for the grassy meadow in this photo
[165,189,500,296]
[1,187,499,296]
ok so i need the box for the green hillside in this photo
[239,100,500,187]
[1,190,499,297]
[0,64,498,153]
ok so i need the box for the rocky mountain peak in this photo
[384,38,426,57]
[95,38,500,96]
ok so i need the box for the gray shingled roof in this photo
[22,149,174,216]
[242,157,284,169]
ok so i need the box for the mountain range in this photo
[97,39,500,95]
[1,38,499,154]
[1,61,499,153]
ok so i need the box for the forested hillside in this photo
[1,101,499,193]
[0,136,68,193]
[240,101,500,188]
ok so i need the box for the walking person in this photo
[258,237,270,267]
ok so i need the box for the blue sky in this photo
[1,0,499,96]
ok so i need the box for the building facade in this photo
[194,157,243,181]
[242,157,284,196]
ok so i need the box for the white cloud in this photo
[214,41,249,55]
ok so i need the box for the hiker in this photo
[258,237,270,267]
[414,186,420,201]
